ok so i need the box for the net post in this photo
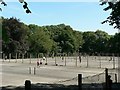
[78,74,82,90]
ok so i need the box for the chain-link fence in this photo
[1,53,119,69]
[1,53,119,89]
[53,69,118,85]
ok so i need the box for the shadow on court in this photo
[1,82,120,90]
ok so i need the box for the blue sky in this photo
[1,2,118,35]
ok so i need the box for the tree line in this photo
[1,17,120,57]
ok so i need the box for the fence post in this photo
[75,53,77,67]
[75,56,77,67]
[9,53,10,62]
[2,53,4,62]
[1,52,3,59]
[55,55,57,66]
[36,53,38,63]
[9,53,11,62]
[25,53,27,59]
[45,54,48,65]
[29,54,31,64]
[112,53,115,69]
[99,54,101,68]
[78,74,82,90]
[34,67,36,75]
[86,55,88,68]
[25,80,31,90]
[18,53,20,59]
[118,53,120,83]
[37,53,39,62]
[105,68,108,90]
[29,67,31,74]
[15,53,17,63]
[115,74,117,83]
[65,54,66,66]
[22,54,24,63]
[79,53,82,63]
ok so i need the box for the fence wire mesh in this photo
[2,53,119,69]
[53,69,118,85]
[1,53,119,85]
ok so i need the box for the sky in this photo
[1,1,118,35]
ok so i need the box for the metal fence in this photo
[1,53,119,86]
[53,69,118,85]
[1,53,119,69]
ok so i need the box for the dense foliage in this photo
[1,17,120,56]
[100,0,120,29]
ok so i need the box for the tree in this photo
[0,0,31,13]
[28,24,54,54]
[53,24,78,53]
[108,33,120,53]
[2,17,29,54]
[2,17,118,55]
[57,26,74,53]
[82,31,97,53]
[82,30,111,54]
[44,24,80,53]
[95,30,111,53]
[73,31,84,52]
[100,0,120,29]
